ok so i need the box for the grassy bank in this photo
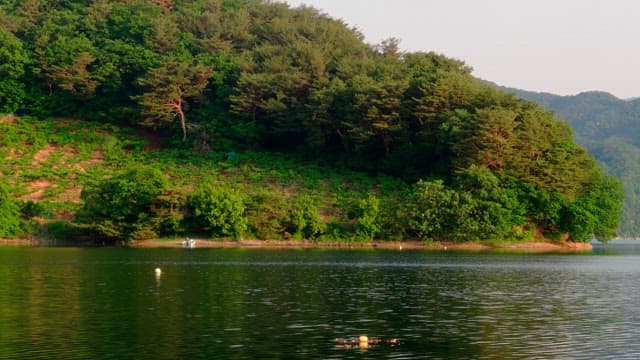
[1,116,408,242]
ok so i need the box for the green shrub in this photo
[0,183,23,238]
[350,195,381,241]
[558,171,624,242]
[286,196,326,240]
[45,221,87,241]
[188,184,248,239]
[245,191,289,240]
[320,221,348,241]
[75,167,175,241]
[20,200,44,219]
[151,189,186,236]
[403,167,539,243]
[405,180,454,241]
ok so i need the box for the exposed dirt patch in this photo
[90,150,102,161]
[21,180,53,201]
[281,184,299,197]
[74,150,103,172]
[51,208,76,221]
[54,186,83,203]
[0,115,15,124]
[4,148,21,160]
[32,145,57,165]
[31,144,103,173]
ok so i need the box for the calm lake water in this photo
[1,244,640,359]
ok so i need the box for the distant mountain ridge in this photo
[501,87,640,146]
[500,85,640,237]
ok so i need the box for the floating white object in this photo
[182,238,196,248]
[155,268,162,275]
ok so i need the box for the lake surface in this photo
[1,245,640,359]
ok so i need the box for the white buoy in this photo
[155,268,162,275]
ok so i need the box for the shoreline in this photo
[1,238,593,252]
[130,239,593,252]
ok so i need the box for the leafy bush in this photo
[75,167,174,241]
[405,180,456,242]
[286,196,326,240]
[245,190,289,239]
[188,184,248,239]
[20,200,44,219]
[45,221,71,240]
[405,167,535,243]
[350,195,381,241]
[321,221,349,241]
[453,166,525,241]
[559,171,624,242]
[0,183,23,238]
[405,177,503,242]
[377,195,409,241]
[45,221,89,241]
[151,189,187,236]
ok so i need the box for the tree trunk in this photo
[380,132,390,157]
[168,97,187,140]
[332,124,349,153]
[177,101,186,140]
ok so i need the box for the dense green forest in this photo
[0,0,623,243]
[504,87,640,237]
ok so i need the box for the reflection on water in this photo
[1,247,640,359]
[593,239,640,255]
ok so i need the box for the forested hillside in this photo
[0,0,623,243]
[505,87,640,237]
